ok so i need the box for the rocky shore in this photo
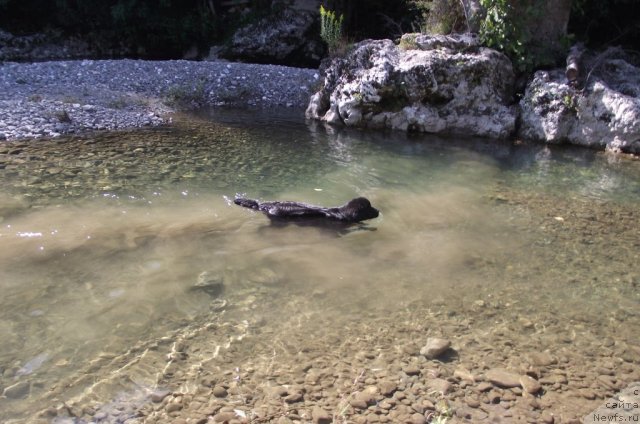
[0,59,319,140]
[307,34,640,154]
[3,34,640,155]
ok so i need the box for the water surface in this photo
[0,109,639,422]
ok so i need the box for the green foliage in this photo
[478,0,540,73]
[478,0,639,73]
[562,93,577,113]
[321,0,423,40]
[319,5,345,54]
[164,78,208,108]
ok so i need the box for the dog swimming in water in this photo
[233,196,379,223]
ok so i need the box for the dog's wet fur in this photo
[233,196,379,224]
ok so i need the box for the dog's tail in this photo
[234,197,260,210]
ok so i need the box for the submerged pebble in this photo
[519,375,542,394]
[3,380,30,399]
[192,271,224,297]
[150,389,171,403]
[212,386,228,398]
[485,368,523,388]
[419,337,451,359]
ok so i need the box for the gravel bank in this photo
[0,59,319,140]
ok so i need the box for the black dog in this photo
[234,196,379,223]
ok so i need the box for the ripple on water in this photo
[0,111,639,422]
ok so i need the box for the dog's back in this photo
[233,196,379,223]
[233,197,260,210]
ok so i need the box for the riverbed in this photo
[0,109,639,423]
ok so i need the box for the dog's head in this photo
[342,197,379,222]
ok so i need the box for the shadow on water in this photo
[0,107,638,421]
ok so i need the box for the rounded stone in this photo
[541,410,555,423]
[311,406,331,424]
[212,386,228,398]
[213,411,237,422]
[284,391,303,403]
[165,402,182,413]
[403,365,421,376]
[349,398,369,410]
[408,413,426,424]
[476,382,493,392]
[526,352,557,367]
[420,338,451,359]
[426,378,452,395]
[485,368,522,388]
[465,397,481,408]
[378,380,398,397]
[150,389,171,403]
[2,381,30,399]
[519,375,542,394]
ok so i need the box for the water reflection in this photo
[0,109,638,421]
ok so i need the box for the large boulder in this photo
[221,8,324,68]
[519,48,640,154]
[306,34,516,139]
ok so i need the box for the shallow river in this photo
[0,109,639,423]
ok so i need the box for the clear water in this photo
[0,108,639,422]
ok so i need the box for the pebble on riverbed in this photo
[519,375,542,394]
[485,368,522,388]
[419,337,451,359]
[191,271,224,297]
[212,386,228,398]
[150,389,171,403]
[2,380,30,399]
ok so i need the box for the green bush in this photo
[478,0,535,72]
[319,5,345,53]
[320,0,423,40]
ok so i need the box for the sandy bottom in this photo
[0,114,638,424]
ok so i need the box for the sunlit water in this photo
[0,109,639,422]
